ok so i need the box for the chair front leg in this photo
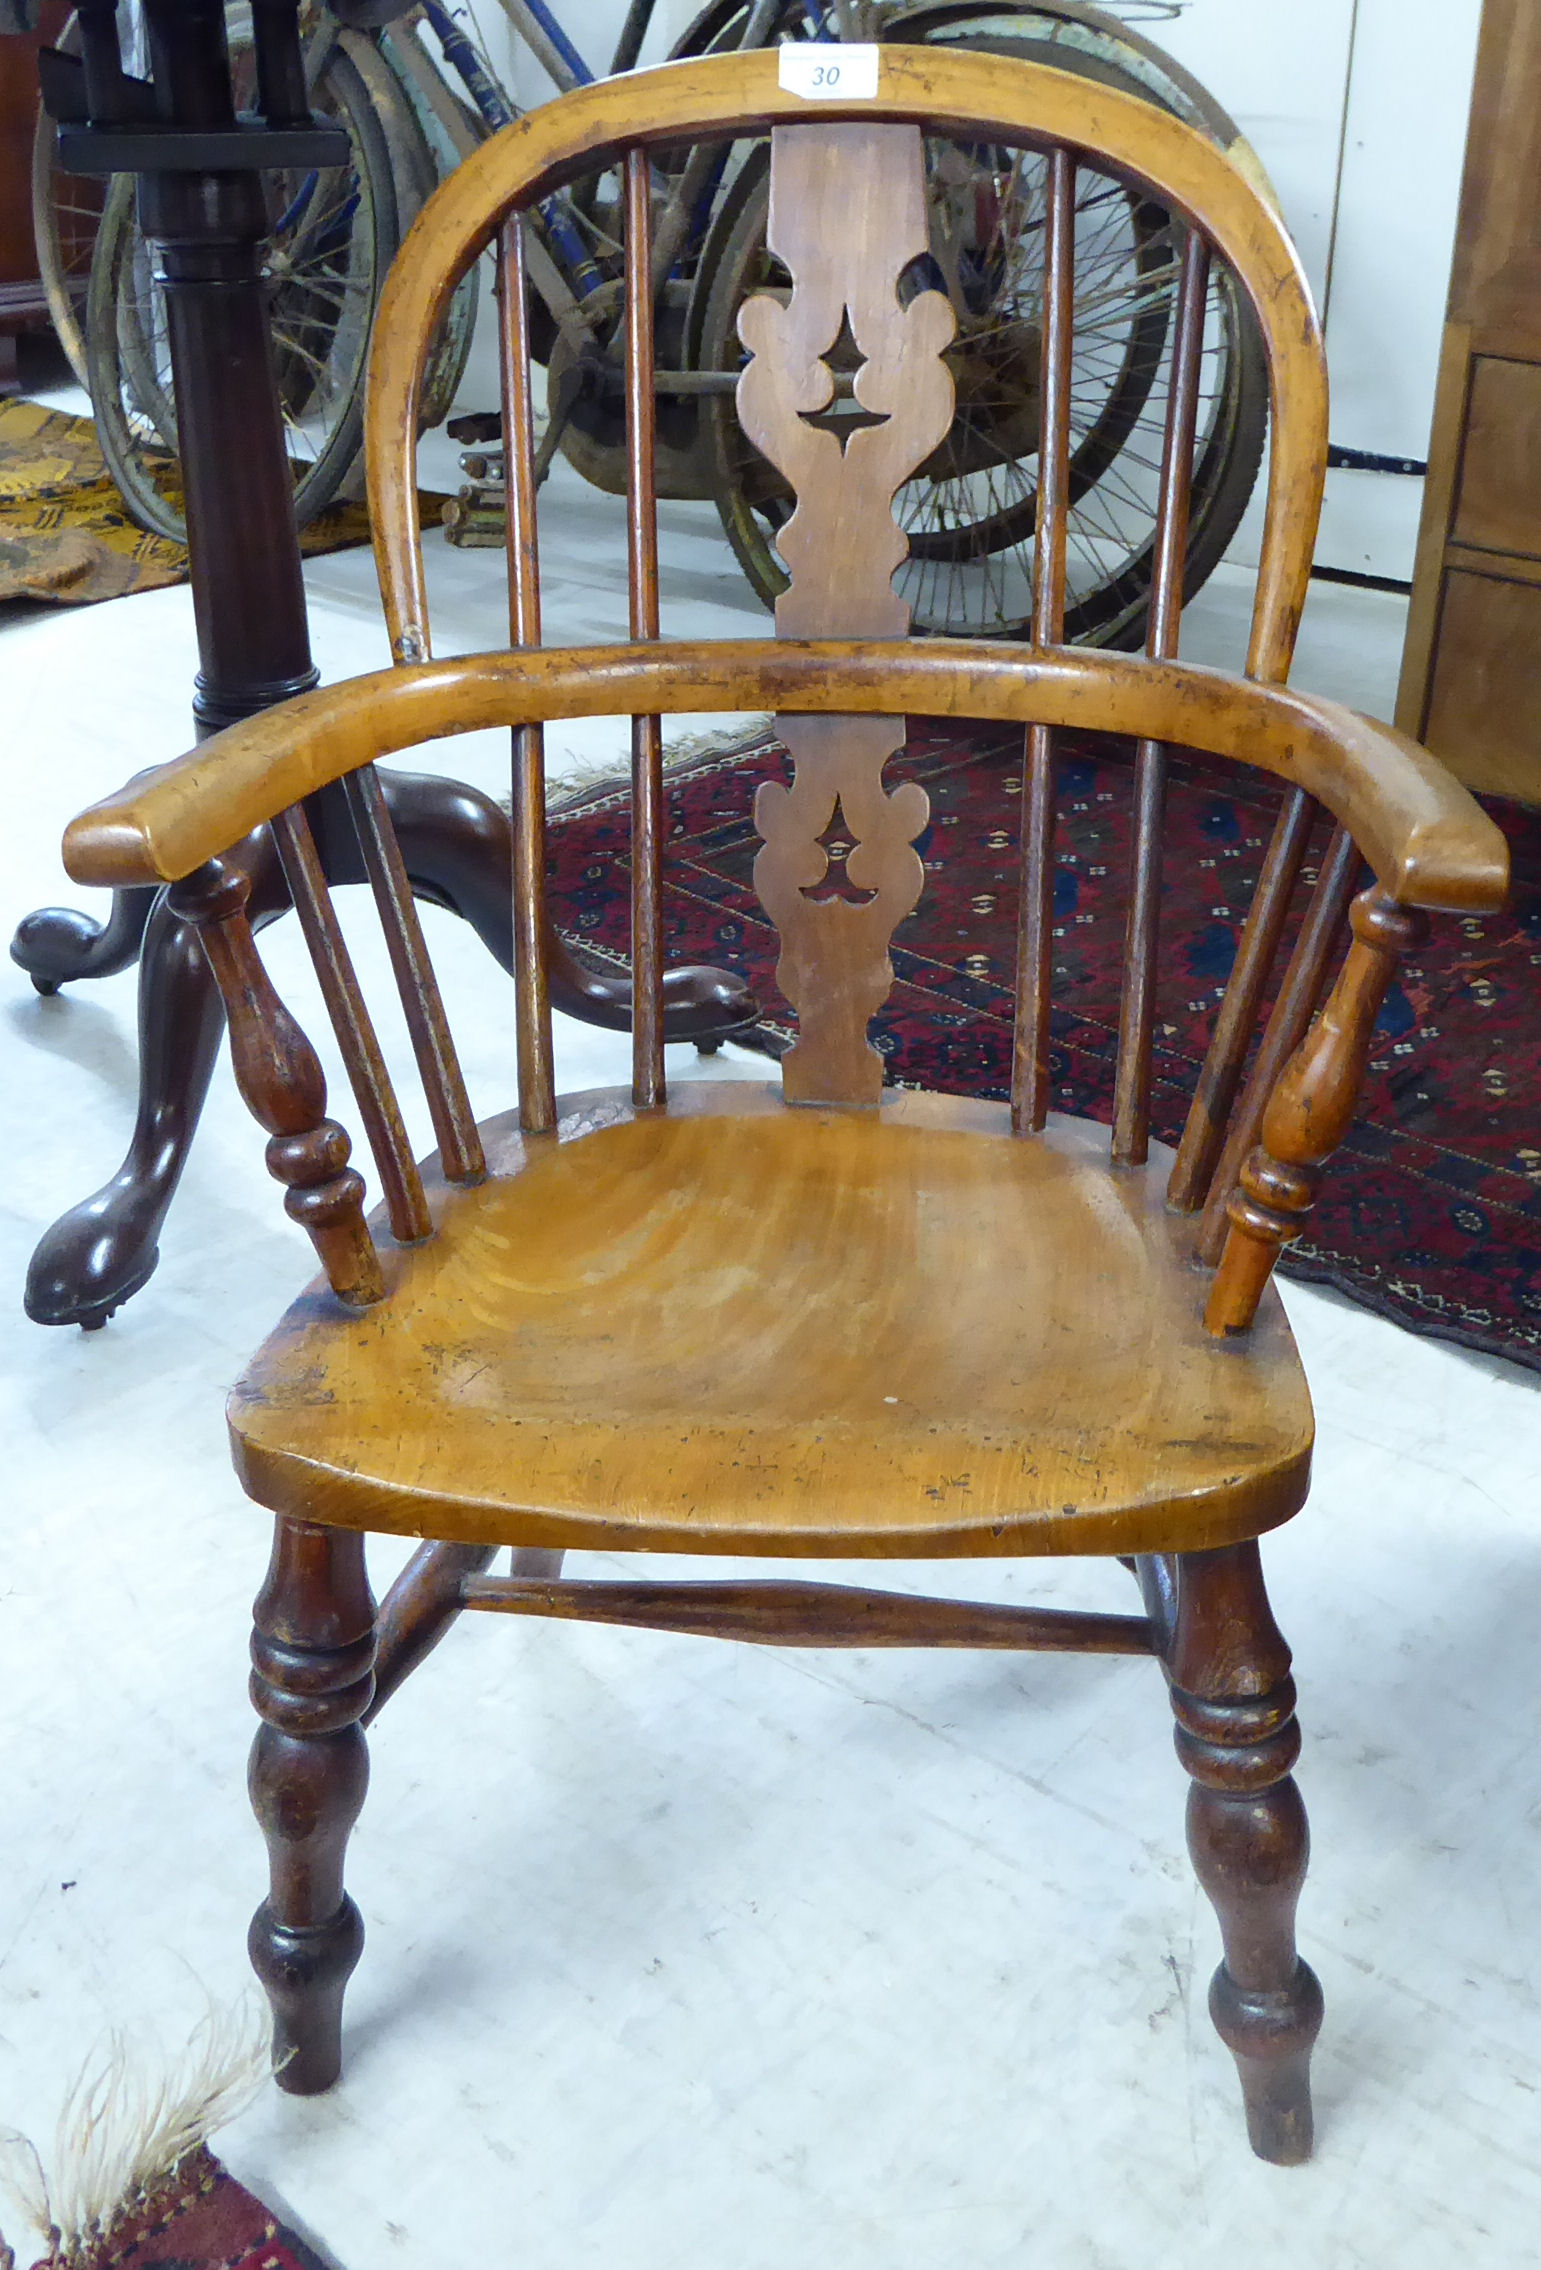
[248,1517,376,2094]
[1166,1541,1323,2164]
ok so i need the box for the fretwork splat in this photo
[802,796,880,907]
[794,310,892,454]
[737,120,956,1103]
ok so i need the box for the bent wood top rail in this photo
[365,44,1327,687]
[64,640,1509,913]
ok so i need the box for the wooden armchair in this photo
[62,48,1508,2165]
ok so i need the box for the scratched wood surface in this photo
[63,639,1508,912]
[229,1082,1312,1557]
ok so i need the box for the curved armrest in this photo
[64,639,1509,914]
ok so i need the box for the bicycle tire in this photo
[31,13,99,389]
[365,26,480,431]
[87,40,400,541]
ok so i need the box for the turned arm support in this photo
[63,641,1508,914]
[168,858,383,1306]
[1205,885,1427,1335]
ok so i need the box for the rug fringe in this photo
[547,715,777,814]
[0,2000,271,2269]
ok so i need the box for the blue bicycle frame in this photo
[420,0,605,297]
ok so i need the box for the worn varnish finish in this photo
[165,858,383,1308]
[1196,823,1361,1269]
[460,1573,1156,1654]
[1114,229,1210,1165]
[738,123,954,1105]
[63,642,1507,915]
[1166,1542,1322,2163]
[624,145,667,1111]
[1206,888,1428,1332]
[229,1085,1314,1558]
[360,46,1329,685]
[58,53,1511,2158]
[269,803,432,1251]
[247,1519,375,2095]
[496,214,557,1135]
[1013,145,1075,1135]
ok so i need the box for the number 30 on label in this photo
[778,44,881,100]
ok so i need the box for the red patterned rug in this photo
[546,719,1541,1373]
[10,2146,331,2270]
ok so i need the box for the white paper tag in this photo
[778,43,880,100]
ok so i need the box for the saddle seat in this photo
[228,1081,1314,1560]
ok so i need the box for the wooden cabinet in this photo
[0,16,53,389]
[1397,0,1541,800]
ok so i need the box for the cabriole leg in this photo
[1166,1541,1323,2164]
[248,1518,375,2095]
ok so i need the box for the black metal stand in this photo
[13,0,753,1328]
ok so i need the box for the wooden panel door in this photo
[1396,0,1541,800]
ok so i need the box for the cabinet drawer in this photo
[1452,356,1541,558]
[1424,567,1541,801]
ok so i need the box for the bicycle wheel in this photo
[31,13,103,389]
[371,23,481,431]
[87,39,400,541]
[693,6,1268,646]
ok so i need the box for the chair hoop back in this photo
[365,46,1326,686]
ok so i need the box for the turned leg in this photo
[249,1518,376,2095]
[1165,1541,1323,2164]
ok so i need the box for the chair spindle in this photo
[1012,145,1075,1136]
[625,145,666,1110]
[499,215,557,1135]
[1197,822,1361,1265]
[271,803,433,1246]
[1167,785,1317,1212]
[1112,231,1210,1165]
[341,766,485,1185]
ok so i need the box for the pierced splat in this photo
[755,714,928,1104]
[793,311,893,452]
[736,122,956,639]
[738,122,955,1103]
[802,796,878,907]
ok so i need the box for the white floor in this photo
[3,464,1541,2268]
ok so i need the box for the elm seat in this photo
[228,1085,1314,1559]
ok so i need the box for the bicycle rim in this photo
[86,39,400,539]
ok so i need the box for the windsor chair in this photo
[61,46,1508,2164]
